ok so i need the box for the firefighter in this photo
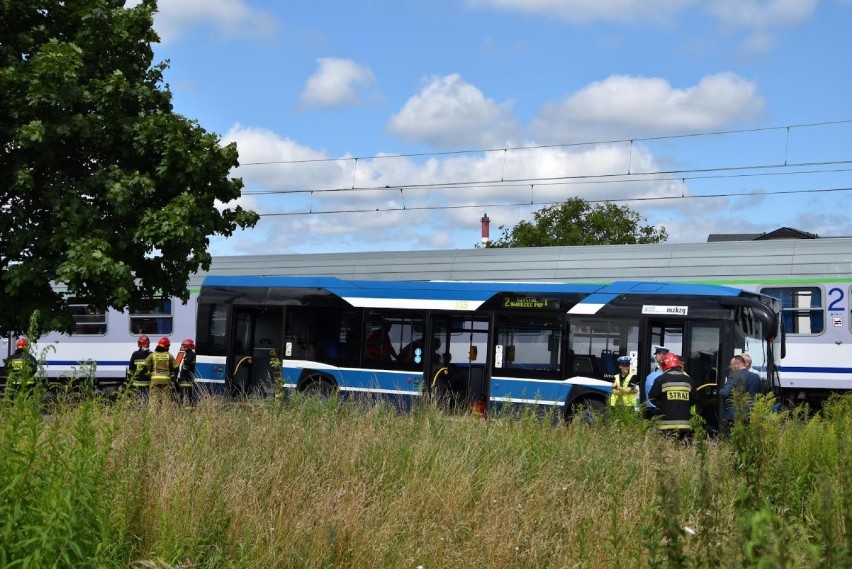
[4,337,38,393]
[610,355,638,408]
[177,338,197,407]
[648,352,695,439]
[126,335,152,398]
[143,337,179,408]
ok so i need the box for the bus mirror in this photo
[469,346,478,361]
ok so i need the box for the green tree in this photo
[486,197,667,248]
[0,0,259,335]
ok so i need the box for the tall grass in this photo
[1,391,852,567]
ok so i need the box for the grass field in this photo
[1,389,851,568]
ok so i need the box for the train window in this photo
[129,298,174,335]
[760,286,824,335]
[69,301,107,336]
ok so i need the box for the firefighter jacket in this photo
[648,369,695,431]
[178,350,196,388]
[4,350,38,386]
[143,349,178,386]
[129,348,152,387]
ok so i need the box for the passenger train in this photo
[5,236,851,408]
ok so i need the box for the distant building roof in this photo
[707,227,819,242]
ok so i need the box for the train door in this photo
[645,319,723,430]
[429,313,491,411]
[229,307,283,397]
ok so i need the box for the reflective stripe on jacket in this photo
[148,352,176,386]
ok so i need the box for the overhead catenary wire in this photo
[241,159,852,197]
[256,185,852,218]
[239,118,852,167]
[231,118,852,218]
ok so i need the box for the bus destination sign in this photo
[503,296,552,309]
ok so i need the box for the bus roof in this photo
[200,275,758,313]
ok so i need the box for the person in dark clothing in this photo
[177,338,197,407]
[127,335,152,397]
[429,352,464,411]
[648,352,695,439]
[719,354,762,433]
[4,337,38,392]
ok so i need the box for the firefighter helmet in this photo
[157,337,171,349]
[138,335,150,348]
[661,352,682,371]
[180,338,195,351]
[15,338,28,350]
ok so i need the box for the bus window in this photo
[494,315,562,379]
[363,312,423,370]
[568,318,639,380]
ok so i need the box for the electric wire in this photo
[257,185,852,218]
[229,118,852,218]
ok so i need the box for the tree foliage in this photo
[0,0,259,334]
[486,198,667,248]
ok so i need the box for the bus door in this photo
[645,319,723,429]
[230,307,284,397]
[429,314,491,411]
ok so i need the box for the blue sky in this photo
[138,0,852,255]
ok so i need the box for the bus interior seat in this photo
[600,350,617,377]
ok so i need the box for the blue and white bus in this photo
[192,275,780,427]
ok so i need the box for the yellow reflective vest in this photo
[610,371,637,407]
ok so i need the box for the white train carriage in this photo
[8,236,852,405]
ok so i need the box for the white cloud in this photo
[299,58,377,109]
[216,123,692,253]
[466,0,695,23]
[126,0,276,43]
[707,0,818,29]
[706,0,818,53]
[223,124,349,190]
[214,120,850,254]
[386,74,522,149]
[531,73,764,143]
[467,0,816,54]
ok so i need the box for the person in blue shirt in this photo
[644,346,669,418]
[720,354,762,433]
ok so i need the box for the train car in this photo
[7,236,851,406]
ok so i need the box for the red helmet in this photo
[180,338,195,351]
[157,337,171,349]
[661,352,682,371]
[138,335,150,348]
[15,338,28,350]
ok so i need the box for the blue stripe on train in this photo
[779,366,852,374]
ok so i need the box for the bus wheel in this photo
[301,376,336,399]
[566,398,606,425]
